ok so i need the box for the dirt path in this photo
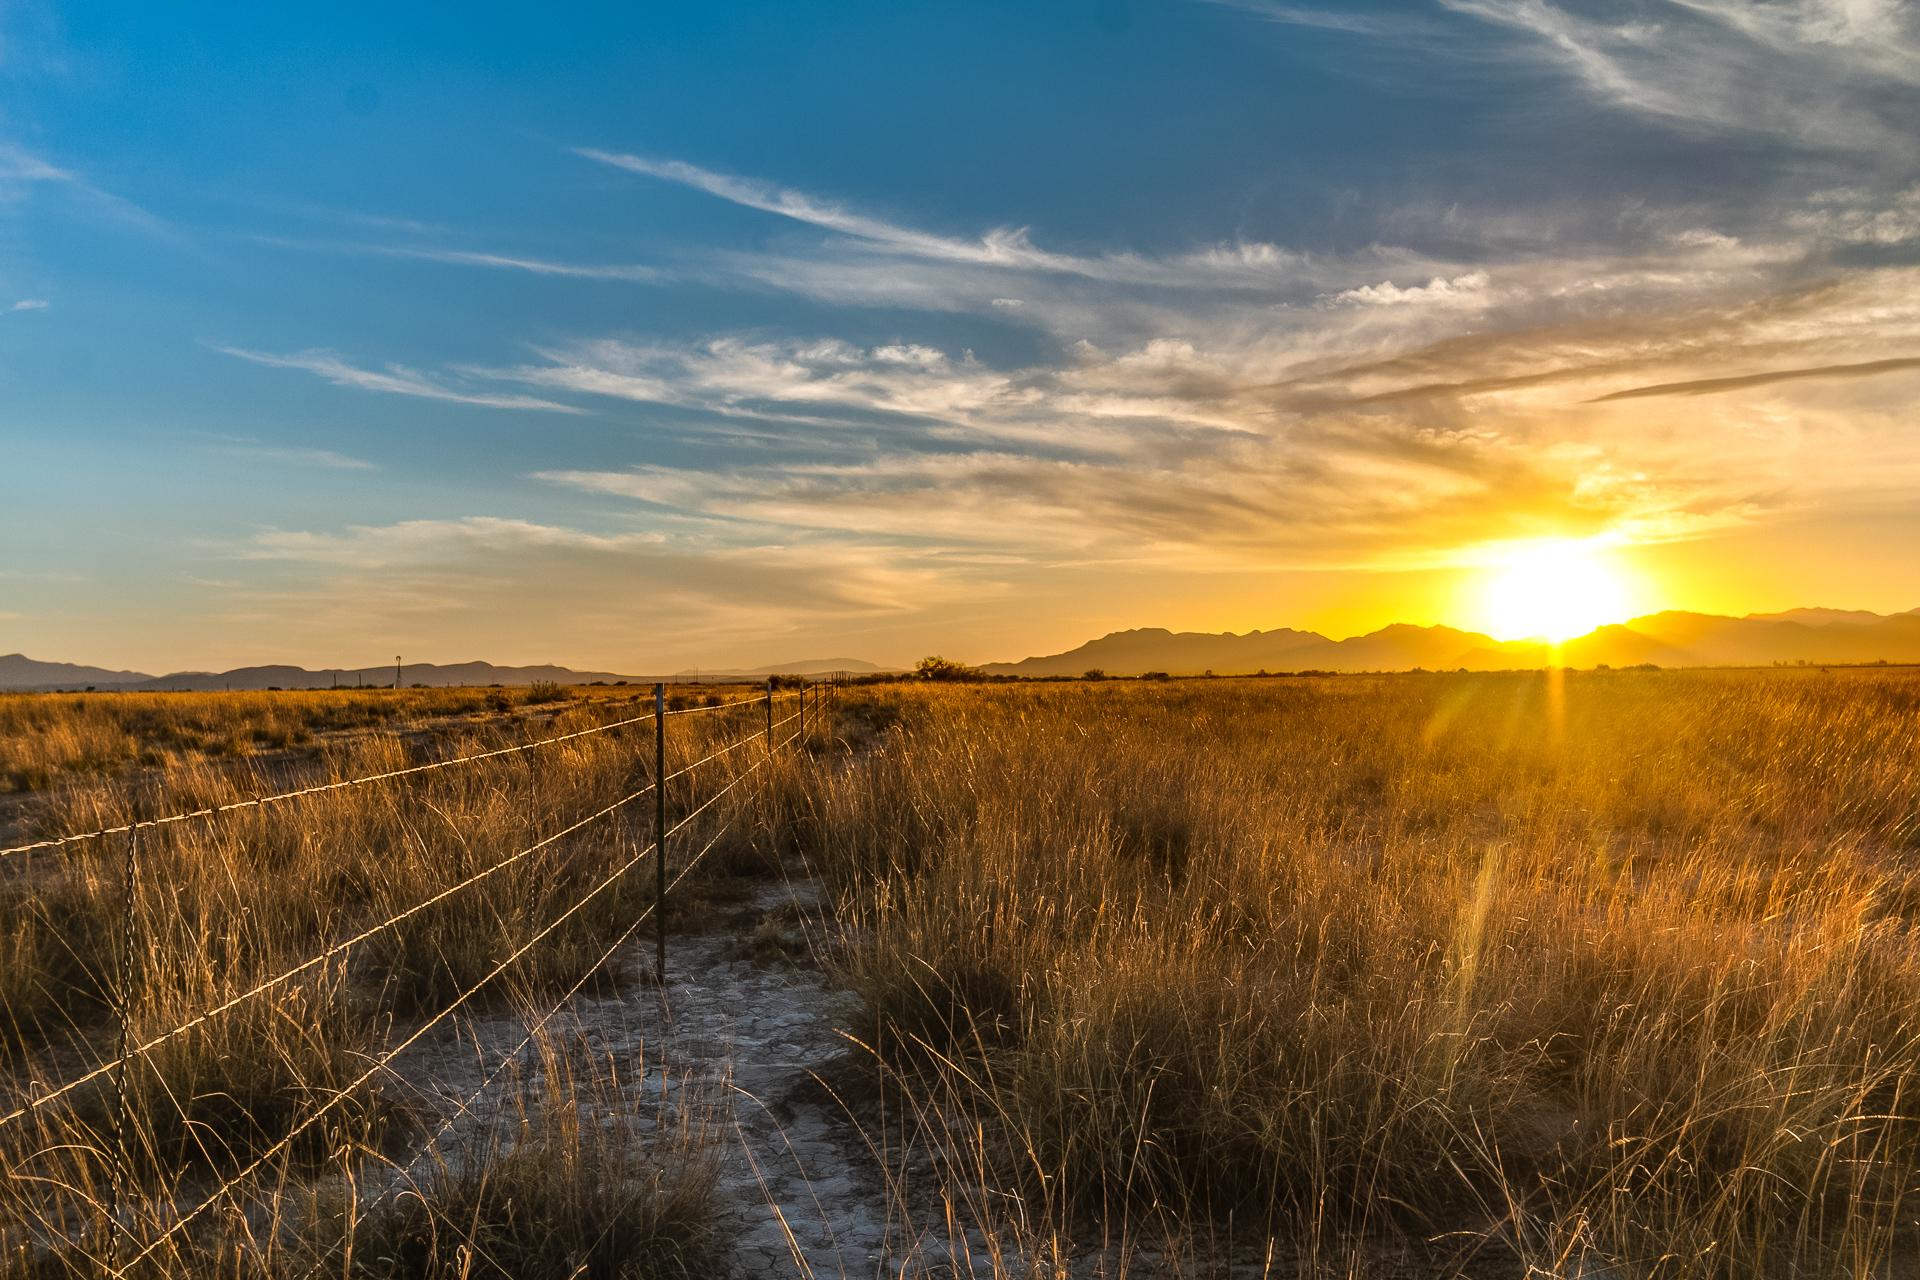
[386,861,1002,1279]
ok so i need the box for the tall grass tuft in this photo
[334,1036,721,1280]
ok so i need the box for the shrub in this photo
[915,655,979,682]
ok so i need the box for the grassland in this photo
[0,683,661,796]
[798,670,1920,1277]
[1,670,1916,1277]
[0,685,792,1278]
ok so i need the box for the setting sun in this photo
[1477,539,1636,643]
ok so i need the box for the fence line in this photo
[662,708,800,786]
[0,706,653,860]
[2,777,653,1131]
[0,688,807,860]
[0,675,841,1272]
[110,716,809,1275]
[0,704,810,1134]
[112,830,662,1272]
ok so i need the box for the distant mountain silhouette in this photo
[0,652,908,692]
[0,654,155,691]
[1745,607,1886,626]
[982,607,1920,676]
[984,628,1327,678]
[0,659,652,693]
[669,658,897,679]
[122,661,665,692]
[4,657,686,692]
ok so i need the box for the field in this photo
[0,684,660,797]
[0,683,801,1278]
[2,670,1918,1277]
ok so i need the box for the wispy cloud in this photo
[208,437,379,470]
[0,141,168,233]
[379,245,664,282]
[214,345,583,413]
[0,143,77,185]
[231,109,1920,614]
[1431,0,1920,154]
[1588,355,1920,402]
[6,298,46,312]
[575,146,1327,291]
[575,147,1069,269]
[239,516,663,566]
[1215,1,1920,158]
[1204,1,1450,38]
[255,233,668,283]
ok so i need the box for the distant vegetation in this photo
[914,655,981,681]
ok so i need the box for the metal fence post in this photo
[654,682,667,984]
[108,813,140,1267]
[800,677,807,746]
[765,676,773,762]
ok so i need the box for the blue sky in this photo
[4,1,1919,672]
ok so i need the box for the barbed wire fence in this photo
[0,674,842,1274]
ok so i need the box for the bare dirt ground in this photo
[383,859,1005,1279]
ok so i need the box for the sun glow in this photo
[1476,538,1636,643]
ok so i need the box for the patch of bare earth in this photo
[380,859,1011,1278]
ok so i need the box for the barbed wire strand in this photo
[0,779,655,1132]
[0,714,789,1131]
[6,690,814,860]
[114,840,656,1271]
[663,694,770,717]
[113,731,801,1275]
[657,710,798,787]
[360,752,776,1216]
[0,707,661,860]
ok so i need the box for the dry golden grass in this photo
[6,672,1918,1276]
[324,1035,723,1280]
[0,686,676,795]
[0,685,797,1278]
[795,670,1920,1277]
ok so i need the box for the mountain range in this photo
[979,607,1920,677]
[0,655,891,693]
[9,607,1920,691]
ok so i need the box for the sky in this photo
[3,0,1919,674]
